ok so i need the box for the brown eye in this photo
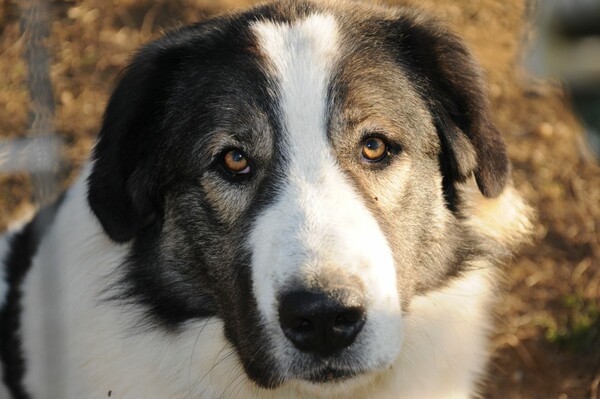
[223,149,250,174]
[362,137,387,162]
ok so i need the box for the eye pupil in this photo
[231,151,244,162]
[366,139,380,150]
[362,137,387,162]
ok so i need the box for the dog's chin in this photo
[249,364,371,389]
[287,367,383,397]
[304,366,360,383]
[290,363,364,385]
[247,356,389,396]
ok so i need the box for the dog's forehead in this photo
[167,3,437,168]
[245,9,435,155]
[250,14,339,172]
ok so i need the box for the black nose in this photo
[278,289,366,357]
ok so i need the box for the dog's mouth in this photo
[299,364,360,384]
[244,349,380,390]
[281,360,384,395]
[282,352,388,388]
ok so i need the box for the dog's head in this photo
[87,0,508,390]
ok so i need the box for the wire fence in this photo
[14,0,64,396]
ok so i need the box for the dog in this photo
[0,1,532,398]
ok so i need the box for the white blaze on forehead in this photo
[250,15,402,372]
[252,14,338,162]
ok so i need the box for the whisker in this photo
[188,318,214,398]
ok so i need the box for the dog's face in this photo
[87,0,508,390]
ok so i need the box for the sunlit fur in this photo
[250,15,402,380]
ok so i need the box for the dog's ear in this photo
[88,44,178,243]
[394,15,509,201]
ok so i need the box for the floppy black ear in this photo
[88,44,178,243]
[394,14,509,201]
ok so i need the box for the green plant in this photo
[544,293,600,353]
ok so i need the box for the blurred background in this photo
[0,0,599,398]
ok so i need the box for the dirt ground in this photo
[1,0,599,398]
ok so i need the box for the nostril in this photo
[292,318,313,332]
[334,308,363,327]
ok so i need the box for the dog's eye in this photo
[223,149,251,174]
[361,137,388,162]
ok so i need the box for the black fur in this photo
[89,6,299,387]
[87,1,320,244]
[0,196,64,399]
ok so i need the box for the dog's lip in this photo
[296,364,363,384]
[286,350,395,385]
[308,367,357,383]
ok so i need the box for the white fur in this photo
[250,15,402,379]
[397,265,495,398]
[0,380,8,398]
[0,234,9,310]
[0,211,36,310]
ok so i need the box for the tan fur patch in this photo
[464,181,534,251]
